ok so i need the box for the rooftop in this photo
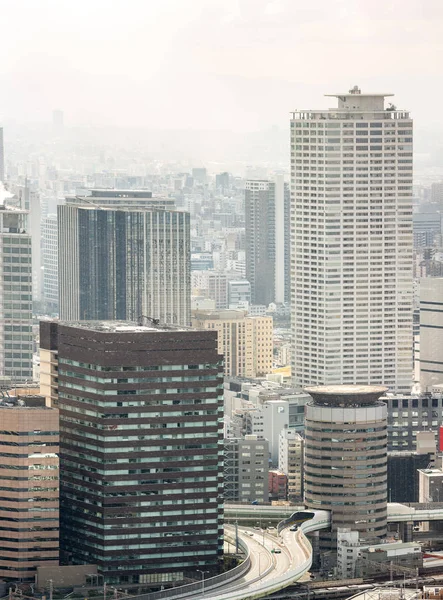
[305,385,388,407]
[59,319,191,333]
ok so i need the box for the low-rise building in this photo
[278,427,304,502]
[224,436,269,503]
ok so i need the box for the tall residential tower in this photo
[291,87,413,392]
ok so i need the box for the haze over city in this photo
[2,1,443,598]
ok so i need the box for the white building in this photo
[262,400,289,465]
[42,214,58,312]
[291,86,413,392]
[278,427,304,501]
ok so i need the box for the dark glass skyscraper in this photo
[40,320,224,585]
[58,190,190,325]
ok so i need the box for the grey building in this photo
[58,190,190,325]
[384,393,443,451]
[223,436,269,503]
[245,176,290,306]
[228,280,251,307]
[0,202,33,382]
[40,320,224,584]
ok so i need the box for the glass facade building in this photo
[40,320,224,584]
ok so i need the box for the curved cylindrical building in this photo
[304,385,388,541]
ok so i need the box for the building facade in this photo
[40,321,224,584]
[223,436,269,503]
[278,427,304,501]
[0,397,59,580]
[0,203,33,382]
[420,278,443,391]
[291,87,413,392]
[192,309,273,378]
[58,190,190,326]
[42,213,58,312]
[304,385,388,542]
[245,175,290,306]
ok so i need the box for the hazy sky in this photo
[1,0,443,131]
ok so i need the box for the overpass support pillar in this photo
[400,521,413,542]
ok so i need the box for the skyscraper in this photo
[0,202,33,382]
[245,175,290,305]
[40,320,224,585]
[58,190,190,325]
[291,87,413,392]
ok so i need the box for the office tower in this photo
[420,278,443,391]
[305,385,388,542]
[0,127,4,182]
[58,190,190,325]
[278,427,304,501]
[42,214,59,312]
[0,395,59,580]
[245,175,290,305]
[192,309,273,378]
[223,436,269,503]
[0,203,33,382]
[291,87,413,392]
[40,320,224,585]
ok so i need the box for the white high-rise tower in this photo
[291,87,413,392]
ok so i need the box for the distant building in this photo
[224,436,269,503]
[58,190,190,325]
[420,278,443,391]
[42,213,58,311]
[192,309,273,378]
[245,175,290,305]
[0,396,59,580]
[228,280,251,308]
[262,400,289,465]
[40,320,224,584]
[192,167,207,185]
[191,270,228,309]
[0,202,33,382]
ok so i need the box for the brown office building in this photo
[0,396,59,581]
[40,320,224,585]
